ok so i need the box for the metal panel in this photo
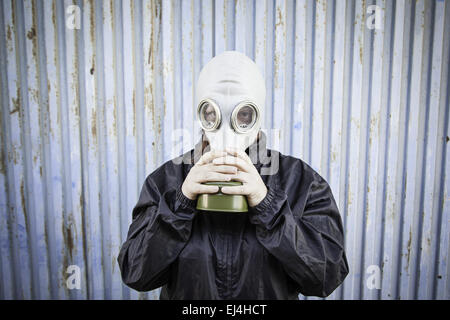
[0,0,448,300]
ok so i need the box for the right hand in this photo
[181,150,238,200]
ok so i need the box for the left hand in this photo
[212,147,268,207]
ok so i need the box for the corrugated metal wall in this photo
[0,0,448,300]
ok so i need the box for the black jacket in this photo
[117,134,349,299]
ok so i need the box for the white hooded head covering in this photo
[195,51,266,151]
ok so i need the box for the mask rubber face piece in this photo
[195,51,266,152]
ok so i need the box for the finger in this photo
[206,164,238,174]
[221,185,249,195]
[225,147,253,165]
[197,150,228,165]
[194,184,219,194]
[230,171,250,183]
[196,172,233,183]
[212,156,252,172]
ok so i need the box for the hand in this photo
[181,150,239,200]
[212,147,268,207]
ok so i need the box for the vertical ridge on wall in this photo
[418,0,446,300]
[363,0,386,300]
[95,0,111,300]
[381,0,405,300]
[112,0,129,300]
[134,1,148,299]
[41,0,61,300]
[14,0,37,299]
[0,0,16,299]
[400,0,427,300]
[0,0,448,300]
[435,0,450,300]
[102,0,121,300]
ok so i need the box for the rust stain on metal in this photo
[359,1,366,65]
[89,0,95,43]
[52,1,62,132]
[52,0,56,27]
[61,244,68,291]
[11,0,16,32]
[273,5,284,89]
[331,151,337,163]
[145,0,162,139]
[63,213,77,261]
[78,189,90,290]
[223,0,227,42]
[145,85,155,126]
[347,184,352,209]
[30,0,39,73]
[26,27,36,40]
[7,25,12,40]
[113,96,117,137]
[91,107,97,141]
[89,0,97,151]
[405,227,412,270]
[110,0,115,29]
[10,97,20,114]
[275,5,283,28]
[71,33,80,122]
[6,24,14,53]
[109,0,118,140]
[29,88,39,104]
[130,0,137,138]
[20,179,29,231]
[359,40,363,65]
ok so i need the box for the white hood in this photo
[195,51,266,151]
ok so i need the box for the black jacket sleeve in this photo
[117,164,196,292]
[248,165,349,297]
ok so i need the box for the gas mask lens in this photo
[198,99,259,133]
[232,102,259,133]
[198,99,221,131]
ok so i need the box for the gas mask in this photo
[194,51,266,212]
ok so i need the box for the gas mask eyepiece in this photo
[198,99,221,131]
[231,101,259,134]
[197,99,260,134]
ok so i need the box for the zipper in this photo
[218,214,228,298]
[225,214,233,298]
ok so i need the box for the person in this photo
[117,51,349,299]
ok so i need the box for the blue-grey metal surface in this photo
[0,0,448,300]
